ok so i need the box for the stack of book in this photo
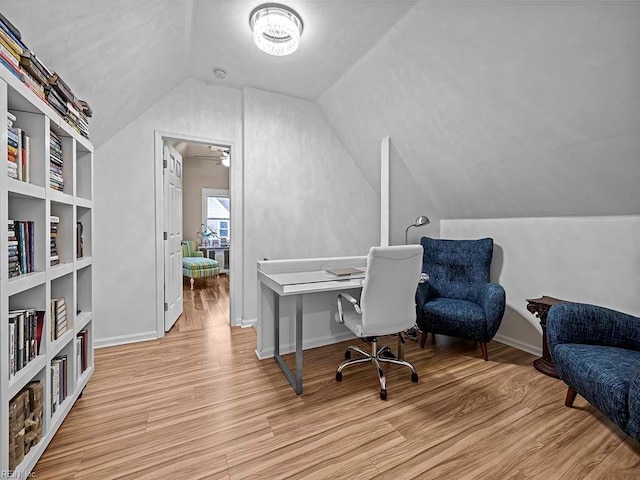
[76,329,89,375]
[0,14,26,82]
[8,309,44,378]
[49,73,90,139]
[8,381,43,471]
[7,117,30,182]
[51,355,68,414]
[8,220,20,278]
[11,220,35,275]
[50,298,67,341]
[0,13,92,136]
[50,216,59,266]
[49,131,63,191]
[76,221,83,258]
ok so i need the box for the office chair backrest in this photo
[360,245,423,336]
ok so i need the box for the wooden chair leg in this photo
[565,387,577,407]
[480,342,488,361]
[420,331,427,348]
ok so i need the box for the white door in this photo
[163,143,183,331]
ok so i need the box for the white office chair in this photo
[335,245,423,400]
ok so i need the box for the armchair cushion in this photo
[548,302,640,440]
[420,298,486,341]
[553,344,640,429]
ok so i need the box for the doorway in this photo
[154,131,243,338]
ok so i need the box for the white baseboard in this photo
[494,333,542,357]
[239,318,257,328]
[95,331,158,349]
[255,331,357,360]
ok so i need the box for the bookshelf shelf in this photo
[7,271,46,296]
[48,189,73,205]
[75,257,92,270]
[49,262,73,280]
[7,356,46,400]
[48,330,73,359]
[1,53,94,477]
[75,312,92,333]
[7,179,46,199]
[76,197,91,209]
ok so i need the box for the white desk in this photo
[257,256,367,394]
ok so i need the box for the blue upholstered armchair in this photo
[548,303,640,441]
[415,237,505,360]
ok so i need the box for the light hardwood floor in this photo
[32,275,639,479]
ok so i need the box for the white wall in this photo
[242,87,380,321]
[93,79,242,345]
[182,157,229,244]
[93,80,381,344]
[441,215,640,355]
[318,1,640,219]
[389,140,440,244]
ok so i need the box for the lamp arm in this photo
[405,225,414,245]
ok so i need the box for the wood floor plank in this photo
[31,275,639,479]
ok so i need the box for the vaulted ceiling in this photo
[2,0,415,146]
[2,1,638,218]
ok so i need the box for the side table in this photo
[526,296,566,379]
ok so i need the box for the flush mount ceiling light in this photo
[249,3,304,56]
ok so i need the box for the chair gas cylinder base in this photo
[336,336,418,400]
[335,245,423,400]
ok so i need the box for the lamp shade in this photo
[414,216,430,227]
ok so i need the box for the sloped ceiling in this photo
[2,0,415,146]
[318,1,640,218]
[1,0,195,146]
[4,1,638,219]
[188,0,416,99]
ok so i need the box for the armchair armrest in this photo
[479,283,506,340]
[415,281,436,307]
[628,367,640,440]
[337,292,361,324]
[547,302,640,353]
[191,251,204,258]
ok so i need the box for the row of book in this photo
[51,216,59,266]
[7,111,31,182]
[50,131,63,191]
[9,381,43,471]
[0,13,92,138]
[77,329,89,376]
[77,221,84,258]
[8,219,35,278]
[8,309,44,378]
[51,297,68,341]
[51,355,68,415]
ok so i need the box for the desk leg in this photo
[272,291,304,395]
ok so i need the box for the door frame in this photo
[154,130,244,339]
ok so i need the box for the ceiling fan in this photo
[192,145,230,167]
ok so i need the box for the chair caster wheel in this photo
[379,389,387,400]
[411,372,419,382]
[336,371,342,382]
[344,350,351,360]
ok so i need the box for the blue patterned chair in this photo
[182,241,220,290]
[548,302,640,441]
[415,237,506,361]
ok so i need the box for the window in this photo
[202,189,230,243]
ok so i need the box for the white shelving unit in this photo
[0,66,94,476]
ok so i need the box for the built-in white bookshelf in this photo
[0,65,94,477]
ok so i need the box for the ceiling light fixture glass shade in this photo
[250,3,304,56]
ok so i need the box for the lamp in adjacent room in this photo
[405,215,430,244]
[249,3,304,56]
